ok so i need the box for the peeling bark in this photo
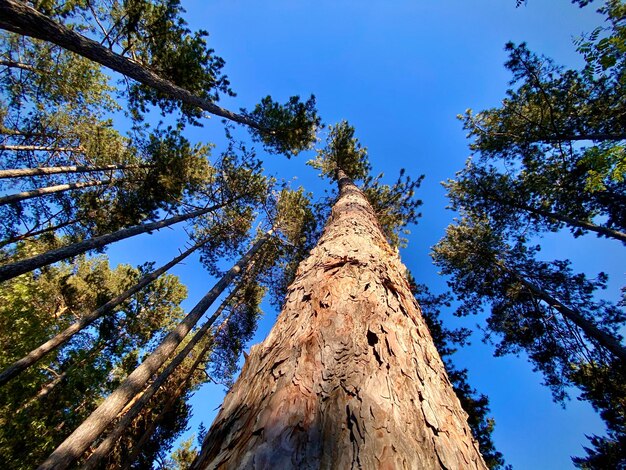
[193,171,487,469]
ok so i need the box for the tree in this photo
[0,0,321,156]
[447,1,626,465]
[191,123,487,468]
[38,230,273,470]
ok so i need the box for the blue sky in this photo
[102,1,626,468]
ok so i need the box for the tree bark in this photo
[0,179,111,206]
[37,232,273,470]
[0,239,207,386]
[0,198,241,282]
[0,0,260,130]
[0,163,151,179]
[192,170,486,469]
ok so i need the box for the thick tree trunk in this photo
[37,232,272,470]
[193,170,486,469]
[0,0,260,130]
[0,163,151,179]
[0,239,207,386]
[0,197,241,282]
[0,178,111,206]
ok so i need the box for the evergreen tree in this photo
[192,123,487,468]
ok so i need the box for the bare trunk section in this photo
[0,144,82,152]
[0,163,151,179]
[0,178,111,206]
[0,197,241,282]
[0,0,260,130]
[37,232,272,470]
[193,171,486,469]
[0,240,207,386]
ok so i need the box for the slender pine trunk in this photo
[37,232,273,470]
[0,197,240,282]
[0,179,111,206]
[514,201,626,243]
[0,163,151,179]
[82,279,245,470]
[0,240,207,386]
[503,264,626,363]
[192,170,486,469]
[0,0,260,130]
[0,144,82,152]
[0,217,81,248]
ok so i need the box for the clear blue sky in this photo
[103,1,625,468]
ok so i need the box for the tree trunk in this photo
[0,178,111,206]
[120,293,243,470]
[503,264,626,364]
[0,144,82,152]
[0,217,80,248]
[513,201,626,244]
[0,163,151,179]
[37,231,273,470]
[192,170,486,469]
[0,239,207,386]
[0,197,241,282]
[0,0,260,130]
[81,280,243,470]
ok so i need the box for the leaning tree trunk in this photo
[0,0,259,130]
[192,170,486,469]
[0,178,112,205]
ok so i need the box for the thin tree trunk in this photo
[0,197,241,282]
[120,268,261,469]
[0,144,82,152]
[0,0,260,130]
[503,263,626,363]
[0,217,81,248]
[0,239,207,386]
[82,279,247,470]
[192,170,486,469]
[0,163,151,179]
[38,232,273,470]
[514,201,626,243]
[540,132,626,143]
[0,59,41,73]
[0,179,112,206]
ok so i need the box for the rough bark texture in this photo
[193,172,486,469]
